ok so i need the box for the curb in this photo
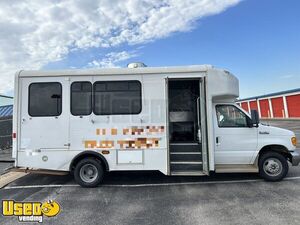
[0,171,27,189]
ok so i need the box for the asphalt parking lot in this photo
[1,119,300,225]
[1,167,300,225]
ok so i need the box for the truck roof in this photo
[17,64,216,77]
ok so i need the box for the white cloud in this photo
[0,0,240,94]
[87,51,138,68]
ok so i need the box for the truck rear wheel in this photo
[74,158,104,187]
[259,152,288,181]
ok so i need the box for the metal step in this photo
[170,152,201,154]
[170,152,202,162]
[170,143,201,152]
[170,161,203,171]
[171,171,206,176]
[170,161,202,164]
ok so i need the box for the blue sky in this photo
[1,0,299,98]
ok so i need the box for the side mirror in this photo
[250,109,259,127]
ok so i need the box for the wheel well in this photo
[70,151,109,172]
[258,145,291,162]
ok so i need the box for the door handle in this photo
[216,136,220,146]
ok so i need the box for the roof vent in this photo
[127,62,147,68]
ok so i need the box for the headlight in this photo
[291,137,297,147]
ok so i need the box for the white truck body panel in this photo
[12,65,297,175]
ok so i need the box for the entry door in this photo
[168,78,208,174]
[20,77,69,151]
[214,104,258,164]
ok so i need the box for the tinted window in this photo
[94,81,142,115]
[71,82,92,115]
[216,105,248,127]
[29,82,62,117]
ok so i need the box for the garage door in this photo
[249,100,258,111]
[259,99,270,118]
[271,97,284,118]
[241,102,249,112]
[286,94,300,117]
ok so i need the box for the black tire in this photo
[259,152,288,182]
[74,158,104,187]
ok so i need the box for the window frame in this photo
[28,82,62,117]
[70,81,93,116]
[215,104,250,128]
[93,80,142,115]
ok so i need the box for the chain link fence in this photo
[0,116,12,150]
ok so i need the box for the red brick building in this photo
[236,88,300,119]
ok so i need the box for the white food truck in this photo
[12,64,300,187]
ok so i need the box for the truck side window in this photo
[29,82,62,117]
[216,105,248,127]
[93,81,142,115]
[71,82,92,115]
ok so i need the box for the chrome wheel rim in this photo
[263,158,282,177]
[79,164,98,183]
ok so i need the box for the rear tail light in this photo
[12,133,16,139]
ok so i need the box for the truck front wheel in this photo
[74,158,104,187]
[259,152,288,181]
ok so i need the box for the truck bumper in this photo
[290,150,300,166]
